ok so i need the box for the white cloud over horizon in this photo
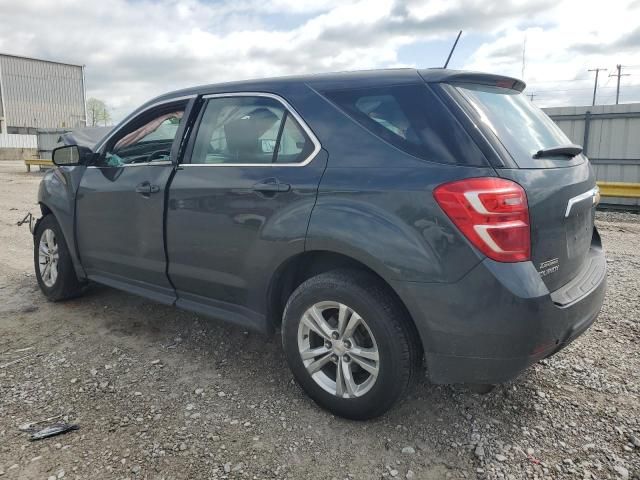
[1,0,639,122]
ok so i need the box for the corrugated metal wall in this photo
[36,129,69,159]
[543,103,640,207]
[0,54,85,129]
[0,134,37,148]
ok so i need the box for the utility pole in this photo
[588,68,607,106]
[609,64,630,104]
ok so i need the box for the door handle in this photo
[135,182,160,195]
[252,179,291,194]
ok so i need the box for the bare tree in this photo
[86,98,112,127]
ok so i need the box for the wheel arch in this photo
[266,250,424,354]
[36,199,86,281]
[39,202,53,217]
[36,165,88,280]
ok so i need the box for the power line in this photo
[588,67,607,106]
[525,67,639,86]
[520,64,640,105]
[530,84,640,94]
[530,86,640,103]
[601,71,614,88]
[534,87,602,93]
[527,78,593,84]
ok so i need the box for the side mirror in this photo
[52,145,93,167]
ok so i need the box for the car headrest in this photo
[224,108,279,156]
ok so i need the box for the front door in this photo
[75,99,192,304]
[166,94,326,327]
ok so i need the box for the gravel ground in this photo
[0,160,638,480]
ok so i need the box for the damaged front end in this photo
[17,211,41,237]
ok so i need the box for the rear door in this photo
[166,93,326,326]
[445,83,598,291]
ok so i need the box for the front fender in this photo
[38,165,87,280]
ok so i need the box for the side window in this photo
[274,114,314,163]
[190,96,313,165]
[354,95,415,142]
[323,84,486,166]
[102,108,184,167]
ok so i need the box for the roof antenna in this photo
[443,30,462,69]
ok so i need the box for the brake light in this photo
[433,177,530,262]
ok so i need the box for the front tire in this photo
[34,214,84,301]
[282,270,420,420]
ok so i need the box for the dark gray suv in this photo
[34,68,606,419]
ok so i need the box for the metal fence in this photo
[36,129,69,160]
[0,133,37,149]
[543,103,640,207]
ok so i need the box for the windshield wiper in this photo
[533,144,583,159]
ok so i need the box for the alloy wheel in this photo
[38,228,59,288]
[297,301,380,398]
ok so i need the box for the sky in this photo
[1,0,639,122]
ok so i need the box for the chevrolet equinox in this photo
[34,69,606,419]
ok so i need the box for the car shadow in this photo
[15,276,554,477]
[78,281,541,423]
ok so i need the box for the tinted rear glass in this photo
[454,84,575,165]
[323,84,486,166]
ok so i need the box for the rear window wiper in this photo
[533,144,582,159]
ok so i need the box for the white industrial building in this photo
[0,53,86,158]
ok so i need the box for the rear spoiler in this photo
[418,69,526,92]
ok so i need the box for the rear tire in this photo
[34,214,84,301]
[282,269,420,420]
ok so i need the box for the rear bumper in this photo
[391,243,606,384]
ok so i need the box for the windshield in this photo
[454,84,574,164]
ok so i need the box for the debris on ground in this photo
[24,422,79,441]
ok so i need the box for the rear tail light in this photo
[433,177,530,262]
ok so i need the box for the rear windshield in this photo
[454,84,574,165]
[323,84,486,166]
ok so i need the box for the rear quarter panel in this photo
[307,162,494,283]
[302,84,494,284]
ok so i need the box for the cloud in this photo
[572,26,640,54]
[0,0,638,119]
[464,0,640,106]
